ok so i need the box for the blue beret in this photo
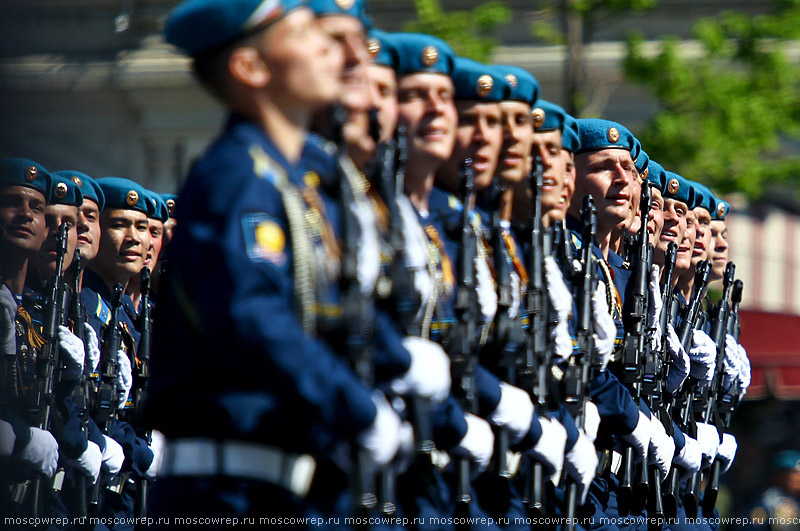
[713,197,730,221]
[160,194,178,217]
[392,33,456,77]
[689,182,715,214]
[309,0,368,27]
[96,178,153,215]
[561,113,581,153]
[491,65,539,104]
[773,450,800,471]
[660,171,693,206]
[52,171,105,211]
[635,149,650,179]
[576,118,638,154]
[49,174,83,207]
[368,30,399,70]
[0,158,51,198]
[532,100,567,133]
[165,0,305,57]
[451,58,508,102]
[144,191,170,222]
[645,160,666,192]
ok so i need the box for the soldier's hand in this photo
[665,323,690,394]
[718,433,737,474]
[545,257,574,360]
[391,336,451,405]
[736,343,751,402]
[58,325,85,381]
[583,401,601,443]
[453,413,494,475]
[0,418,16,456]
[648,419,675,481]
[101,434,125,477]
[695,422,720,468]
[116,349,133,409]
[689,330,716,382]
[144,430,166,479]
[358,392,402,467]
[591,282,616,371]
[526,416,567,480]
[0,284,16,357]
[84,323,101,374]
[722,334,742,393]
[622,410,651,464]
[673,432,702,480]
[66,440,102,484]
[489,383,535,444]
[564,430,598,504]
[19,427,59,478]
[647,264,663,351]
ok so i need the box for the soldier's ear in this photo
[228,46,270,90]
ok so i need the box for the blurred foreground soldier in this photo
[147,0,400,527]
[743,450,800,531]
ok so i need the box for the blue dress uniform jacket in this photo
[145,114,376,455]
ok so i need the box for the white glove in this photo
[648,419,675,481]
[736,343,751,401]
[350,200,381,296]
[474,253,498,324]
[452,413,494,474]
[622,410,651,465]
[564,431,599,504]
[665,323,690,395]
[722,334,742,394]
[101,435,125,477]
[592,282,616,371]
[0,284,17,357]
[583,401,601,444]
[647,265,663,352]
[116,349,132,409]
[65,441,102,484]
[18,427,59,478]
[0,418,15,456]
[58,325,85,381]
[689,330,717,382]
[358,392,402,467]
[392,422,416,475]
[390,337,451,405]
[489,383,535,444]
[526,417,567,480]
[673,433,702,480]
[145,430,166,480]
[84,323,101,374]
[717,433,737,474]
[545,256,574,360]
[695,422,720,468]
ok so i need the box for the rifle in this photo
[451,159,479,525]
[28,222,69,519]
[332,103,379,522]
[89,283,124,513]
[673,260,711,518]
[134,266,152,523]
[69,250,91,520]
[700,268,739,517]
[563,195,597,531]
[518,157,549,517]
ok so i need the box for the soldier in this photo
[707,200,730,283]
[148,0,401,526]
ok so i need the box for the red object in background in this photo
[739,310,800,399]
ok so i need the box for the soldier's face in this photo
[77,199,101,263]
[31,204,79,275]
[532,130,567,220]
[497,101,534,185]
[655,198,688,265]
[438,101,502,191]
[94,209,150,284]
[145,219,164,269]
[316,15,370,113]
[0,186,47,256]
[261,8,344,110]
[692,207,712,265]
[709,220,729,281]
[561,150,576,213]
[162,217,176,253]
[647,186,664,247]
[676,209,696,271]
[627,175,642,234]
[368,64,398,143]
[397,73,457,167]
[574,148,636,231]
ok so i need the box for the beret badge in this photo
[126,190,139,206]
[667,178,680,195]
[607,127,620,143]
[335,0,355,9]
[71,176,82,187]
[421,46,439,67]
[476,75,494,98]
[367,38,381,59]
[25,166,38,182]
[532,108,545,129]
[505,74,518,88]
[641,168,649,180]
[717,203,726,218]
[54,182,68,199]
[166,199,176,214]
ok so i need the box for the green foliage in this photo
[624,2,800,199]
[404,0,511,62]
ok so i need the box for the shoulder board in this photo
[249,144,288,188]
[92,293,111,326]
[571,233,582,250]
